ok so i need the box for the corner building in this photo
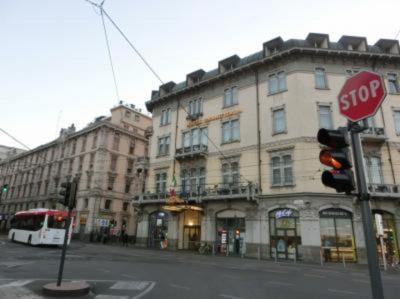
[0,104,151,241]
[135,33,400,264]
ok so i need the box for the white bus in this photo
[8,209,74,246]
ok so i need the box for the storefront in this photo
[319,208,357,262]
[148,211,169,249]
[373,210,399,265]
[269,208,301,260]
[216,210,246,256]
[181,209,201,250]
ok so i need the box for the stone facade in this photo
[0,103,151,241]
[135,33,400,264]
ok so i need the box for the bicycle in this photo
[198,243,213,255]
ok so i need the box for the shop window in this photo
[372,210,399,264]
[216,213,245,255]
[319,208,356,263]
[269,208,301,260]
[148,211,169,248]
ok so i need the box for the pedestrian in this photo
[122,230,128,247]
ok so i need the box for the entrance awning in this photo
[161,204,203,212]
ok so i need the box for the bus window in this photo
[47,215,67,229]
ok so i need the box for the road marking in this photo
[170,283,190,290]
[95,296,129,299]
[0,279,34,288]
[262,269,288,274]
[304,273,325,278]
[0,286,42,299]
[121,274,137,279]
[219,294,244,299]
[110,281,150,290]
[328,288,357,295]
[131,281,156,299]
[268,281,295,286]
[100,268,111,273]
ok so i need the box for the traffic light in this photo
[317,128,355,194]
[2,184,9,193]
[58,182,72,206]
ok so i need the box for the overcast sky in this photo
[1,0,400,149]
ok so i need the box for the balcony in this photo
[135,157,149,172]
[133,183,259,204]
[361,127,387,143]
[175,144,208,161]
[368,183,400,198]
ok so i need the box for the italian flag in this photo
[169,175,177,196]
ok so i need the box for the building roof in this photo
[146,33,400,112]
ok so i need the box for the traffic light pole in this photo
[56,207,72,286]
[349,121,384,299]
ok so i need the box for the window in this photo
[315,68,327,89]
[222,161,239,186]
[182,127,208,149]
[127,159,134,174]
[78,156,84,172]
[81,137,87,152]
[366,156,383,185]
[157,136,170,156]
[160,108,171,126]
[92,133,98,149]
[110,154,118,171]
[125,110,131,118]
[272,108,286,134]
[104,199,111,210]
[68,159,73,174]
[89,153,95,170]
[188,98,203,116]
[318,105,333,129]
[394,110,400,134]
[123,202,129,211]
[86,174,92,189]
[222,119,240,143]
[135,114,140,122]
[112,132,120,150]
[129,140,135,155]
[271,154,293,186]
[223,87,238,107]
[107,176,115,191]
[84,198,89,209]
[345,69,359,78]
[71,141,76,155]
[388,73,400,93]
[269,71,286,94]
[155,172,167,194]
[124,178,131,193]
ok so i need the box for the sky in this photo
[1,0,400,149]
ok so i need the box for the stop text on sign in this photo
[339,79,380,111]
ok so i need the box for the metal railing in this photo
[368,183,400,195]
[133,183,259,203]
[175,144,208,159]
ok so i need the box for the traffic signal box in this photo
[58,180,78,208]
[317,128,355,194]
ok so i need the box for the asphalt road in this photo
[0,235,399,299]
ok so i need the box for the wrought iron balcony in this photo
[135,157,149,172]
[361,127,386,143]
[368,183,400,198]
[175,144,208,160]
[133,183,259,204]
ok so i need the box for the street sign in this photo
[338,71,386,122]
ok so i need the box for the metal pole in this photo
[379,236,388,271]
[350,123,384,299]
[57,207,72,286]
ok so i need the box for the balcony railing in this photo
[175,144,208,160]
[361,127,386,142]
[135,157,149,172]
[133,183,259,204]
[368,183,400,197]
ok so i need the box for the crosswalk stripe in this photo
[110,281,149,290]
[0,280,34,288]
[95,295,129,299]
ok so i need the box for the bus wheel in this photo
[27,235,32,245]
[11,233,15,242]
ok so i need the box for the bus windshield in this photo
[10,214,45,231]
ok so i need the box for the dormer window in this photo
[306,33,329,49]
[339,36,367,52]
[218,55,240,74]
[347,44,354,51]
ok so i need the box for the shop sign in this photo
[275,209,293,219]
[187,109,242,128]
[96,218,109,227]
[375,214,384,236]
[320,209,351,218]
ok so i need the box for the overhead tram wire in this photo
[83,0,164,84]
[100,7,120,101]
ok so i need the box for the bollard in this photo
[320,248,324,267]
[342,254,346,268]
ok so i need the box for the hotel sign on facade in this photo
[187,109,242,128]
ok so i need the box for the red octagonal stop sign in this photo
[338,70,387,122]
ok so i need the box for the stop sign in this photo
[338,70,386,122]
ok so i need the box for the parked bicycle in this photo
[198,243,213,255]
